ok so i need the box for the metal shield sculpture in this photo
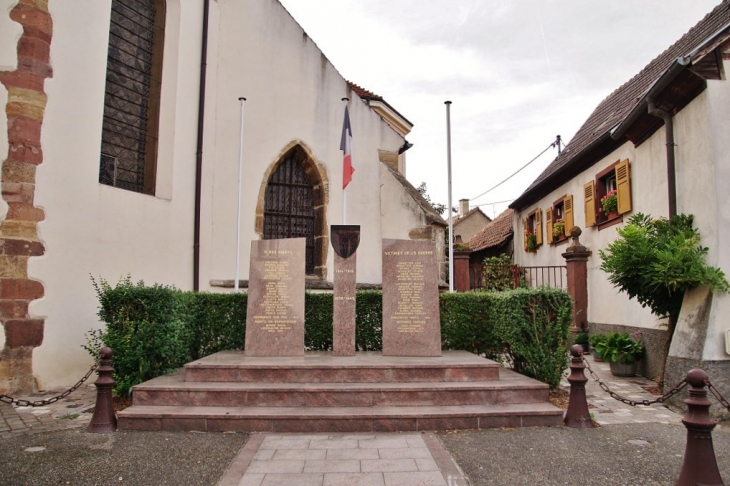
[331,225,360,259]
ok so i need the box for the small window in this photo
[547,195,573,244]
[522,208,542,252]
[586,159,631,227]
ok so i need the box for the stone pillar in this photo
[562,227,591,335]
[453,250,471,292]
[0,0,52,393]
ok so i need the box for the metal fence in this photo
[469,264,567,291]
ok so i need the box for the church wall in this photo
[17,0,204,389]
[0,0,418,390]
[204,0,405,287]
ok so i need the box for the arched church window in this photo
[264,148,317,275]
[99,0,165,195]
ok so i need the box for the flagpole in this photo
[234,97,247,292]
[342,97,349,225]
[445,101,454,293]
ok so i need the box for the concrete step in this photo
[132,368,548,408]
[117,402,564,432]
[184,350,499,383]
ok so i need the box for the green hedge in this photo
[87,278,571,395]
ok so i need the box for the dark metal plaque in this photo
[331,225,360,259]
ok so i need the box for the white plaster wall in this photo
[205,0,405,287]
[703,61,730,361]
[379,164,429,238]
[514,89,720,332]
[29,0,204,388]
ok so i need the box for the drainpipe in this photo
[193,0,210,291]
[647,97,677,219]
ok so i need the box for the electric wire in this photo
[469,137,561,203]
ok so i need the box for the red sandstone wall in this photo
[0,0,52,393]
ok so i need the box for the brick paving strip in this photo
[0,384,97,438]
[218,432,468,486]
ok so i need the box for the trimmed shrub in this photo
[88,279,571,395]
[86,277,194,397]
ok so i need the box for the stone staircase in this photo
[117,350,564,432]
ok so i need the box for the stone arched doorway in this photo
[255,143,328,278]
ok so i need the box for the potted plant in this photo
[594,331,644,376]
[552,220,565,240]
[525,230,537,253]
[574,332,590,354]
[589,333,607,361]
[601,189,619,219]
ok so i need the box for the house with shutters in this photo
[510,0,730,404]
[0,0,445,393]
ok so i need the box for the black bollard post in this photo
[87,346,117,433]
[675,369,723,486]
[564,344,595,428]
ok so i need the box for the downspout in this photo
[647,98,677,219]
[193,0,210,291]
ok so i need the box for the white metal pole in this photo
[342,97,349,225]
[234,97,246,292]
[445,101,454,293]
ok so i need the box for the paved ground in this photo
[1,355,729,485]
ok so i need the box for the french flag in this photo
[340,105,354,189]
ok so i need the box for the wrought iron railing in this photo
[469,264,567,291]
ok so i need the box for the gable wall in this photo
[203,0,405,286]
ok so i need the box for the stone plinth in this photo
[382,239,441,357]
[244,238,305,356]
[333,252,356,356]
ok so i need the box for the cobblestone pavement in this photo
[560,354,683,426]
[1,383,97,438]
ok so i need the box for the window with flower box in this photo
[522,208,542,253]
[584,159,632,228]
[546,195,573,244]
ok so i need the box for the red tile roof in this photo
[347,82,383,101]
[512,1,730,209]
[468,208,514,251]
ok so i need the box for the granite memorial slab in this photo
[382,239,442,356]
[331,225,359,356]
[244,238,305,356]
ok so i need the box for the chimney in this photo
[459,199,469,216]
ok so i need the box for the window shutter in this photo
[616,159,632,214]
[523,218,528,250]
[564,195,574,236]
[535,209,543,245]
[546,208,553,244]
[584,181,596,227]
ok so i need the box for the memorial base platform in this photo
[117,351,563,432]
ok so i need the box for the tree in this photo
[599,213,728,374]
[416,182,446,215]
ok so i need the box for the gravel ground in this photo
[0,429,249,486]
[438,422,730,486]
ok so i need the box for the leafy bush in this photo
[574,332,589,345]
[86,277,194,397]
[480,255,526,291]
[600,213,728,327]
[588,333,607,348]
[88,279,572,395]
[594,332,644,364]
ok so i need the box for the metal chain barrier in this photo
[582,356,688,407]
[706,381,730,412]
[0,358,100,408]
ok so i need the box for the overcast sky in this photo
[278,0,720,219]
